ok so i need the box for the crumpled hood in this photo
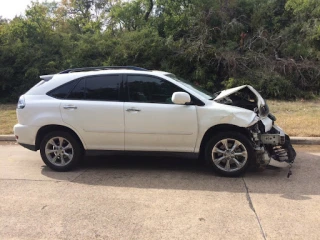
[214,85,268,117]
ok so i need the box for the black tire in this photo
[40,131,82,171]
[205,132,254,177]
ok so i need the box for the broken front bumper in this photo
[268,135,296,168]
[259,125,296,168]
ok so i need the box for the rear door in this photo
[60,74,125,150]
[124,74,198,152]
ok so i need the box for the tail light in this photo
[17,95,26,109]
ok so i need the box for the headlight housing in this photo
[17,95,26,109]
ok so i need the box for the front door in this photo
[124,74,198,152]
[60,74,125,150]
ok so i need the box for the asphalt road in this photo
[0,143,319,240]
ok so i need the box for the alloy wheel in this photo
[211,138,248,172]
[45,137,74,166]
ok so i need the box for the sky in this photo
[0,0,46,19]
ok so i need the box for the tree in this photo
[0,0,320,102]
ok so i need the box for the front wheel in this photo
[205,132,254,177]
[40,131,82,171]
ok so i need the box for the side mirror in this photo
[171,92,191,105]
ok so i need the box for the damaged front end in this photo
[250,123,296,169]
[214,85,296,170]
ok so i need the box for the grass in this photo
[268,100,320,137]
[0,100,319,136]
[0,104,16,135]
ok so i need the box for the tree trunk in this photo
[144,0,153,21]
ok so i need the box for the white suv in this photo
[14,66,296,176]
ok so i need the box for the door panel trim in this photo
[86,150,199,158]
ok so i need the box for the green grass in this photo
[0,101,320,136]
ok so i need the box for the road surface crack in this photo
[242,177,267,240]
[70,169,87,182]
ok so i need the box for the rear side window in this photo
[67,79,85,100]
[66,75,122,101]
[86,75,121,101]
[47,80,78,99]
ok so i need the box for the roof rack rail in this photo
[58,66,148,74]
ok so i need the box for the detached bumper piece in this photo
[268,135,296,168]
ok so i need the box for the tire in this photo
[205,132,254,177]
[40,131,82,171]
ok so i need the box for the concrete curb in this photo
[0,135,15,141]
[290,137,320,145]
[1,134,320,145]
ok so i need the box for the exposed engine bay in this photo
[214,87,258,112]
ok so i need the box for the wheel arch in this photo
[35,125,85,151]
[199,124,252,159]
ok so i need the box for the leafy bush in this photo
[223,73,305,99]
[0,0,320,102]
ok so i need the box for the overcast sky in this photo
[0,0,47,19]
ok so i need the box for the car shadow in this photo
[41,152,320,199]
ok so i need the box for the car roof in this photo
[30,69,174,96]
[28,68,211,103]
[40,69,171,81]
[62,69,170,76]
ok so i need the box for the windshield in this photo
[165,74,214,100]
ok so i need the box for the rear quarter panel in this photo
[16,95,87,149]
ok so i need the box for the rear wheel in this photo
[205,132,254,177]
[40,131,82,171]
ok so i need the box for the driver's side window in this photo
[127,75,183,104]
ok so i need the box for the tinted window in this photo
[66,75,122,101]
[86,75,121,101]
[67,79,85,100]
[127,75,182,104]
[47,80,77,99]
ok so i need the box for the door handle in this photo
[63,105,77,110]
[126,108,141,112]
